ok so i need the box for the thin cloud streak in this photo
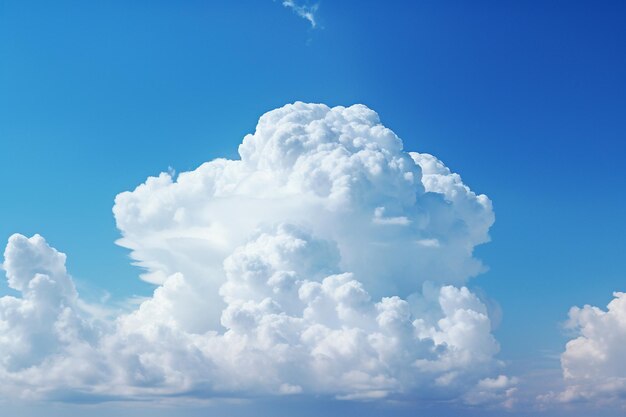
[281,0,319,28]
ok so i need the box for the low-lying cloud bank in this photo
[0,102,512,405]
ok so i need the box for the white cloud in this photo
[464,375,518,408]
[0,234,83,371]
[281,0,319,28]
[111,225,502,399]
[550,291,626,405]
[113,103,494,324]
[0,102,510,405]
[0,234,106,400]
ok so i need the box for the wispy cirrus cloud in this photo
[281,0,319,28]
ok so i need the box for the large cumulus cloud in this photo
[0,102,509,404]
[113,102,493,328]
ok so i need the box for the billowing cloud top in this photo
[0,103,511,405]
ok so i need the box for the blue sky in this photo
[1,1,626,415]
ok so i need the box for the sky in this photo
[1,1,625,416]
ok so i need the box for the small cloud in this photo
[552,291,626,406]
[416,238,440,248]
[279,383,302,395]
[281,0,319,28]
[373,206,411,226]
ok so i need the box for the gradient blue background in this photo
[1,1,625,415]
